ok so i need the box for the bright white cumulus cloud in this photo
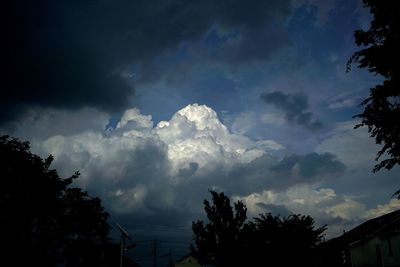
[10,104,281,217]
[154,104,267,176]
[2,103,399,234]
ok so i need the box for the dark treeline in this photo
[0,135,138,267]
[191,190,327,267]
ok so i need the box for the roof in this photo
[175,253,198,263]
[328,209,400,247]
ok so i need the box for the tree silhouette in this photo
[191,190,326,267]
[347,0,400,172]
[61,188,111,266]
[0,135,110,266]
[246,213,326,266]
[191,190,247,267]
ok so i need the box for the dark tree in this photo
[191,191,326,267]
[0,135,110,266]
[61,188,111,266]
[348,0,400,172]
[247,213,326,266]
[191,190,247,267]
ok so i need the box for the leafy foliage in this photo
[191,190,326,267]
[246,213,326,266]
[347,0,400,172]
[0,135,110,266]
[191,190,247,267]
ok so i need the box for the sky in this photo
[2,0,400,263]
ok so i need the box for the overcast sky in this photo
[2,0,400,255]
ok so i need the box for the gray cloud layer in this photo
[271,153,345,179]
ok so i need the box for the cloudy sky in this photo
[3,0,400,251]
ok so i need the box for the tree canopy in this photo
[348,0,400,172]
[0,135,110,266]
[191,190,247,267]
[246,213,326,266]
[191,190,326,267]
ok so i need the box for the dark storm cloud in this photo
[177,152,346,198]
[261,91,324,130]
[271,153,345,179]
[2,0,292,123]
[213,23,290,65]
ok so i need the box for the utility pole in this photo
[153,239,157,267]
[120,234,125,267]
[116,223,132,267]
[169,249,172,267]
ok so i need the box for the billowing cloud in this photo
[2,103,347,232]
[261,91,323,130]
[15,105,274,215]
[5,103,398,242]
